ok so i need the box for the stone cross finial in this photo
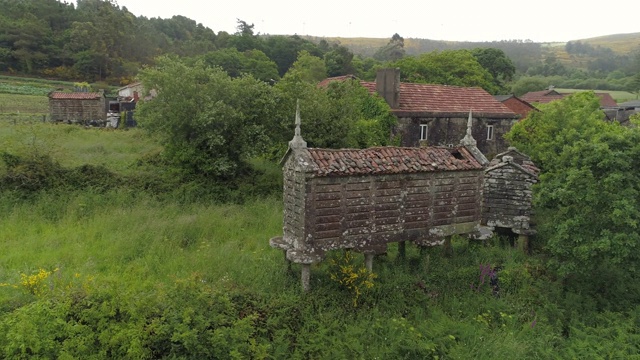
[289,99,307,149]
[460,109,477,146]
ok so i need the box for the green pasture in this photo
[0,121,161,174]
[0,99,639,359]
[0,93,49,115]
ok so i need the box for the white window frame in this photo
[419,124,428,141]
[487,125,494,140]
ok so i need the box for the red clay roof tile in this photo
[48,92,103,100]
[305,146,482,177]
[359,81,515,117]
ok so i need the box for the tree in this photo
[506,92,640,277]
[373,33,405,62]
[136,55,277,179]
[324,44,355,77]
[200,48,279,82]
[471,48,515,92]
[228,19,263,52]
[263,35,323,77]
[391,50,499,93]
[284,50,327,83]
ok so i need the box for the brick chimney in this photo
[376,68,400,109]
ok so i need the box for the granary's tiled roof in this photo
[305,146,482,177]
[359,81,516,118]
[48,92,103,100]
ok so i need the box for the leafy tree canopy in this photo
[136,55,277,179]
[390,50,499,93]
[199,48,279,82]
[471,47,515,92]
[506,92,640,277]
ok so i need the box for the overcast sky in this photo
[98,0,638,43]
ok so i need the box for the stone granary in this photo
[48,91,106,124]
[269,104,509,291]
[481,148,539,250]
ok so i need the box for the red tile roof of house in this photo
[319,75,517,118]
[361,81,516,118]
[305,146,482,177]
[48,92,103,100]
[521,90,617,107]
[519,90,565,104]
[596,93,617,107]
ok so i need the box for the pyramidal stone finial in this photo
[289,99,307,149]
[460,109,477,146]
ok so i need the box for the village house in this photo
[521,87,617,107]
[116,81,143,102]
[494,94,537,119]
[320,69,520,159]
[48,91,106,123]
[602,101,640,125]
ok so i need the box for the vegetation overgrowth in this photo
[1,96,640,358]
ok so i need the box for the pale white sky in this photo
[100,0,639,43]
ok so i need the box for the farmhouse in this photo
[116,81,143,101]
[321,69,520,159]
[521,87,617,107]
[48,91,106,123]
[494,94,537,119]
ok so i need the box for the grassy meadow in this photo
[0,94,639,358]
[1,119,639,359]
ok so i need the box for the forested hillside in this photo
[1,0,639,98]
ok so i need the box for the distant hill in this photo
[304,32,640,73]
[580,32,640,54]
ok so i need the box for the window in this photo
[487,125,494,140]
[420,124,428,141]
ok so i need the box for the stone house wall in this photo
[396,116,516,159]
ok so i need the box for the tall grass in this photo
[1,122,639,358]
[0,93,49,115]
[0,191,285,292]
[0,121,162,174]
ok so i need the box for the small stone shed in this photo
[481,147,539,249]
[48,91,106,123]
[270,106,490,290]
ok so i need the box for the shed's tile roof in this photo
[48,92,103,100]
[360,81,515,117]
[305,146,482,177]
